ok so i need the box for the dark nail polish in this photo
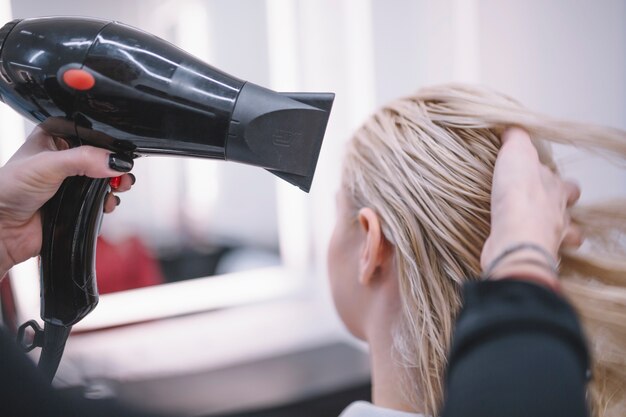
[115,195,121,206]
[109,153,133,172]
[129,173,137,185]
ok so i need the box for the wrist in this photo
[487,255,561,293]
[0,239,13,279]
[482,245,561,293]
[0,224,16,279]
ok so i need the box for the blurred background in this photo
[0,0,624,416]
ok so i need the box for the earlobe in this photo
[357,207,386,286]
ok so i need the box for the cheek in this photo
[327,225,365,339]
[327,226,344,306]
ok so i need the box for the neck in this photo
[367,322,419,414]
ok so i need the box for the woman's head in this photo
[328,84,626,417]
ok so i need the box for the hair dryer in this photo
[0,16,334,383]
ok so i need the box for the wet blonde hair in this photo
[342,84,626,417]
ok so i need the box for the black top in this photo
[442,280,590,417]
[0,323,153,416]
[0,279,590,417]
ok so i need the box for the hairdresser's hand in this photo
[0,127,135,278]
[481,127,582,286]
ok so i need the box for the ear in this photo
[357,207,390,286]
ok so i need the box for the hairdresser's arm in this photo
[0,127,134,278]
[442,281,589,417]
[441,128,589,417]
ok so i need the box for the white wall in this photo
[478,0,626,201]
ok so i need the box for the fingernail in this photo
[109,176,122,189]
[129,173,136,185]
[115,195,121,206]
[109,153,133,172]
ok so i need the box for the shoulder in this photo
[339,401,425,417]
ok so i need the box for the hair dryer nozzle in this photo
[226,83,334,192]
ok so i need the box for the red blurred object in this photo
[95,236,164,294]
[0,274,18,333]
[109,176,122,189]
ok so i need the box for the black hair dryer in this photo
[0,16,334,382]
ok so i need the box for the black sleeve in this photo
[441,280,590,417]
[0,325,158,417]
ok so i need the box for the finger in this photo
[498,127,541,171]
[539,164,560,186]
[563,180,581,207]
[52,136,70,151]
[538,164,565,205]
[110,173,136,192]
[500,127,536,156]
[46,146,134,181]
[103,192,121,213]
[501,126,531,146]
[561,223,584,249]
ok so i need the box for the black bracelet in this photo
[481,242,559,280]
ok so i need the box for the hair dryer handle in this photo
[40,175,109,326]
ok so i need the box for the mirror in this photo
[12,0,282,294]
[96,157,281,294]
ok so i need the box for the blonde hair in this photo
[342,83,626,417]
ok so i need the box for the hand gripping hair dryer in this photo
[0,16,334,383]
